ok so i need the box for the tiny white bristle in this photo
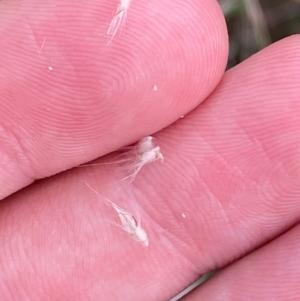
[107,0,131,40]
[37,38,46,56]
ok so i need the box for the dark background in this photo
[218,0,300,68]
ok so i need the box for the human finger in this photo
[0,0,228,199]
[2,31,299,301]
[182,223,300,301]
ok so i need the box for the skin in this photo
[0,0,300,300]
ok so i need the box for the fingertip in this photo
[0,0,228,199]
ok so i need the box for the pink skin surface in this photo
[1,0,300,301]
[0,0,227,199]
[183,223,300,301]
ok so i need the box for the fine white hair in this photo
[107,0,132,40]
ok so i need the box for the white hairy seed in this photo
[113,205,149,247]
[107,0,131,39]
[78,136,163,183]
[84,182,149,246]
[125,136,164,182]
[137,136,156,154]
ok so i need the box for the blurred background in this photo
[218,0,300,68]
